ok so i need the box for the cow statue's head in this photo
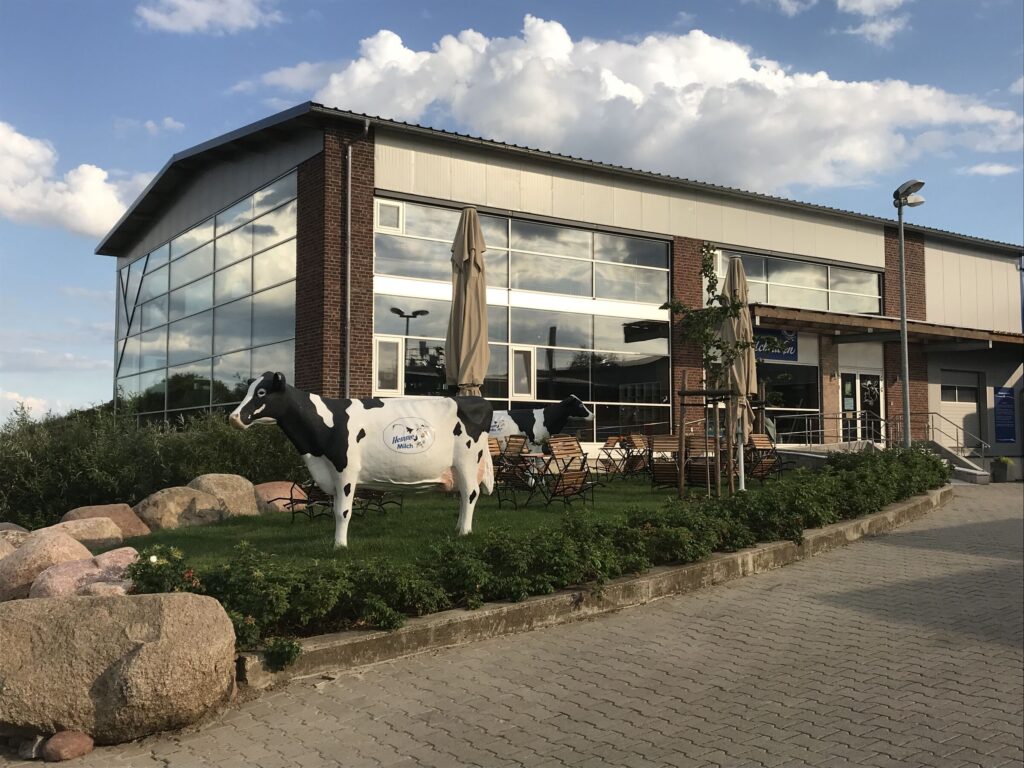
[229,371,288,429]
[566,394,595,422]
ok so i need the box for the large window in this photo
[115,171,297,420]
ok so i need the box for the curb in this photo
[238,485,955,689]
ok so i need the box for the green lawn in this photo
[121,478,692,571]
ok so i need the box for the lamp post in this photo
[892,179,925,448]
[390,306,429,337]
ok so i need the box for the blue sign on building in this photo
[754,329,798,361]
[994,387,1017,444]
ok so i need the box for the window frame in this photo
[510,345,537,401]
[374,335,404,396]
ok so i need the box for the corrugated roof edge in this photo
[96,100,1024,257]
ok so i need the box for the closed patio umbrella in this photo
[446,207,489,397]
[721,257,757,491]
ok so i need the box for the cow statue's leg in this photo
[453,432,487,536]
[332,471,359,548]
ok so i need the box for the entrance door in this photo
[841,372,884,442]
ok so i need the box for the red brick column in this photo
[819,335,840,442]
[883,226,926,321]
[671,237,705,433]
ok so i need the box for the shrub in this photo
[263,637,303,672]
[125,546,202,594]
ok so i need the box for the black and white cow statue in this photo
[229,372,494,548]
[489,395,594,451]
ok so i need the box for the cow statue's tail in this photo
[481,446,495,495]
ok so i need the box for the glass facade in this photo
[115,171,297,420]
[372,198,673,441]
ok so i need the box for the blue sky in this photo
[1,0,1022,418]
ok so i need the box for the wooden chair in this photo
[286,480,403,521]
[648,434,680,488]
[683,435,718,489]
[597,435,627,480]
[540,435,596,507]
[494,434,538,509]
[744,433,796,483]
[621,434,650,477]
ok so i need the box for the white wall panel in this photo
[612,184,643,229]
[924,241,1021,334]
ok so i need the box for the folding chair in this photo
[541,435,596,507]
[648,434,681,488]
[597,435,627,481]
[745,433,796,483]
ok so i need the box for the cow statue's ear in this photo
[272,372,287,391]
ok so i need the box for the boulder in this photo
[0,532,92,602]
[0,522,28,532]
[254,481,304,514]
[0,539,15,561]
[78,580,130,597]
[0,529,29,549]
[45,518,123,551]
[42,731,94,762]
[28,547,138,599]
[0,593,236,745]
[133,487,226,531]
[188,474,260,518]
[62,504,150,539]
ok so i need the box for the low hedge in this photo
[125,446,949,668]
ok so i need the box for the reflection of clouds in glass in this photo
[767,259,827,289]
[375,234,450,281]
[829,266,879,295]
[373,293,450,337]
[480,215,508,249]
[216,198,254,236]
[511,220,590,257]
[213,349,251,403]
[482,343,508,399]
[118,335,141,377]
[254,172,296,218]
[215,259,251,304]
[252,200,296,252]
[140,327,167,371]
[216,224,252,269]
[253,240,295,290]
[141,295,168,331]
[252,282,295,347]
[252,340,293,382]
[594,316,669,355]
[404,203,460,241]
[138,264,168,304]
[170,243,213,290]
[171,218,213,259]
[512,252,591,296]
[595,263,667,303]
[594,233,668,268]
[168,310,212,366]
[167,360,212,410]
[146,244,170,271]
[214,297,252,355]
[169,275,213,321]
[511,308,592,348]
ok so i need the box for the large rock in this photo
[188,474,260,518]
[0,532,92,602]
[62,504,150,539]
[45,518,123,551]
[133,487,226,531]
[0,539,15,561]
[28,547,138,599]
[0,593,236,745]
[254,481,305,514]
[0,522,28,532]
[0,529,29,549]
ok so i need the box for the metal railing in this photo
[773,411,888,446]
[887,412,990,458]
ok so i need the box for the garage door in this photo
[939,371,982,451]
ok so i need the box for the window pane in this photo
[169,242,213,290]
[213,349,251,404]
[169,275,213,321]
[595,263,667,303]
[170,219,213,259]
[594,317,669,355]
[146,244,170,272]
[139,326,167,372]
[251,340,294,382]
[253,239,296,291]
[168,310,212,366]
[481,215,508,248]
[404,203,460,241]
[375,234,450,282]
[214,296,252,355]
[376,339,400,391]
[748,282,768,304]
[592,353,669,404]
[511,308,592,348]
[127,305,142,339]
[215,259,251,304]
[941,385,957,402]
[768,284,828,311]
[512,252,591,296]
[216,223,253,270]
[118,335,140,377]
[829,292,880,314]
[124,259,144,309]
[722,252,765,281]
[377,202,400,229]
[116,375,140,409]
[760,363,820,410]
[511,220,591,258]
[830,266,879,296]
[404,339,447,396]
[167,359,212,409]
[253,172,297,217]
[512,349,533,396]
[373,294,450,337]
[216,197,254,235]
[594,233,668,268]
[595,404,671,440]
[486,250,508,288]
[117,281,128,339]
[138,264,168,304]
[141,295,168,331]
[537,348,591,401]
[488,305,508,343]
[483,344,508,398]
[957,386,978,403]
[252,200,296,253]
[138,369,166,413]
[766,258,827,289]
[252,282,295,347]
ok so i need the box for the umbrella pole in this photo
[726,397,735,496]
[713,403,721,499]
[677,392,685,500]
[738,406,747,492]
[704,399,711,498]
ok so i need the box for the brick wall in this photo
[884,341,929,440]
[883,226,926,320]
[294,125,375,398]
[819,336,840,442]
[671,237,706,432]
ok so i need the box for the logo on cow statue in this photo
[384,418,435,454]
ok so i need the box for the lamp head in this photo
[893,179,925,200]
[390,307,405,317]
[904,193,925,208]
[412,309,430,318]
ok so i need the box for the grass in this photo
[119,478,706,571]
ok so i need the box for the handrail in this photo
[773,411,887,445]
[888,411,989,458]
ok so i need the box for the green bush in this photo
[124,546,202,594]
[0,403,304,529]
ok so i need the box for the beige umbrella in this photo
[720,257,757,490]
[446,207,490,396]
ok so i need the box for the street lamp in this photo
[892,179,925,448]
[390,306,429,336]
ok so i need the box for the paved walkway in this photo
[6,484,1023,768]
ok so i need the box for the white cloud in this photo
[136,0,283,34]
[58,286,115,302]
[843,14,908,45]
[746,0,817,16]
[958,163,1020,176]
[836,0,907,15]
[115,116,185,136]
[0,347,112,374]
[145,116,185,135]
[0,122,151,239]
[299,16,1023,193]
[671,11,696,28]
[231,60,339,94]
[0,391,51,421]
[1011,76,1024,95]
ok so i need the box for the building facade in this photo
[99,103,1024,471]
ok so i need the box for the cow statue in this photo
[229,372,494,548]
[489,395,595,451]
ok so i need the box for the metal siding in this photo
[413,146,452,200]
[641,190,671,234]
[612,184,643,229]
[551,171,585,222]
[450,150,488,204]
[925,243,946,325]
[485,159,521,210]
[520,166,553,216]
[582,179,614,225]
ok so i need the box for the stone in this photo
[0,593,236,745]
[188,474,260,518]
[254,481,305,514]
[0,522,28,532]
[42,731,94,762]
[62,504,150,539]
[0,529,29,549]
[77,580,129,597]
[45,518,123,551]
[18,734,45,759]
[28,547,138,599]
[0,539,15,561]
[0,532,92,602]
[133,487,226,531]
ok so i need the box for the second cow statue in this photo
[229,372,494,547]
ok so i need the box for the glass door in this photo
[841,371,884,442]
